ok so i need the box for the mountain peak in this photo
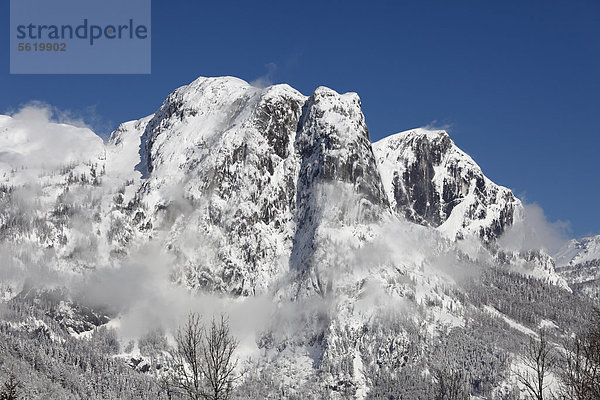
[555,234,600,267]
[373,127,520,242]
[387,127,450,142]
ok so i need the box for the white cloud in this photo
[499,202,570,254]
[0,102,105,170]
[250,62,278,88]
[69,243,276,359]
[421,120,452,132]
[5,101,111,134]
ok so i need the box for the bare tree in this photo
[434,367,469,400]
[168,313,205,400]
[515,329,556,400]
[200,315,240,400]
[0,375,19,400]
[168,313,240,400]
[558,310,600,400]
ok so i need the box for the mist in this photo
[0,102,105,171]
[499,202,571,255]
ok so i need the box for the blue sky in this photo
[1,1,599,237]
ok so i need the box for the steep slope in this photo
[125,77,392,296]
[555,235,600,267]
[289,86,389,298]
[132,77,307,295]
[373,128,521,243]
[554,235,600,298]
[0,78,552,293]
[371,129,568,290]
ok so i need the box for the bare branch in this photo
[514,329,556,400]
[167,313,240,400]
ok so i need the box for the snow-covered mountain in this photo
[372,128,520,243]
[1,77,546,293]
[555,235,600,267]
[554,235,600,298]
[4,78,544,275]
[0,76,591,399]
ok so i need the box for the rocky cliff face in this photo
[289,87,390,297]
[372,128,520,243]
[294,86,388,219]
[130,78,307,295]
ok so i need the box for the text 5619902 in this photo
[18,42,67,52]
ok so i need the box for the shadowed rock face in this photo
[289,87,390,290]
[254,89,302,160]
[130,78,393,294]
[373,128,520,242]
[294,87,389,225]
[392,133,451,226]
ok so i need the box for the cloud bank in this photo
[0,102,105,170]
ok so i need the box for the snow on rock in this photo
[554,235,600,267]
[289,86,389,297]
[554,235,600,298]
[132,77,308,294]
[0,78,559,292]
[106,115,153,182]
[372,128,520,243]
